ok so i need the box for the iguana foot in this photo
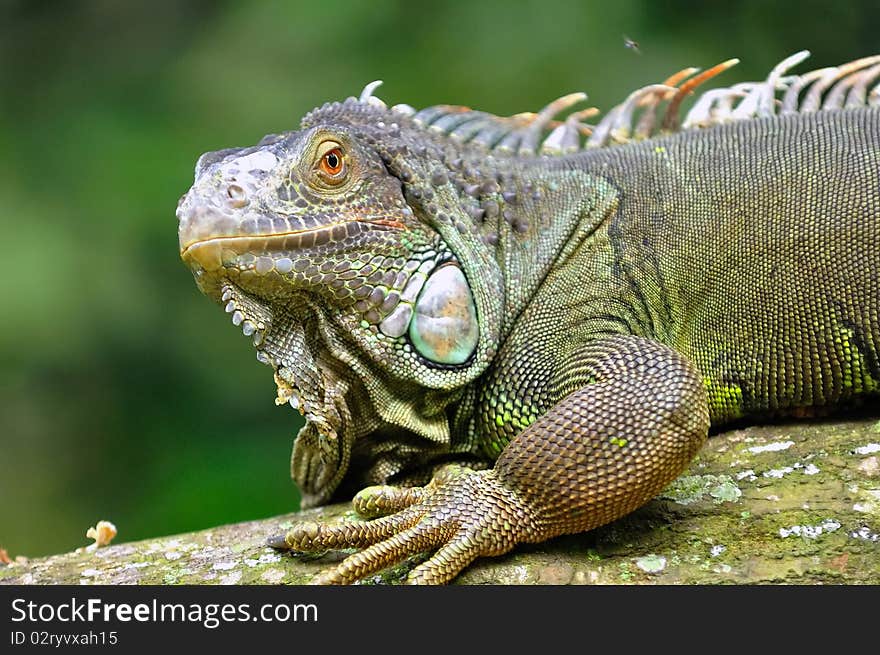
[270,467,538,584]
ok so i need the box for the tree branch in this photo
[3,418,879,585]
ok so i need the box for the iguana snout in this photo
[178,146,283,272]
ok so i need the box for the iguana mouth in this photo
[180,218,405,273]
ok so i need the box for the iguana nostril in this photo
[226,184,248,208]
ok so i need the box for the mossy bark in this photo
[3,418,879,585]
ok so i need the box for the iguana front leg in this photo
[272,335,710,584]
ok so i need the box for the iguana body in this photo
[177,52,880,584]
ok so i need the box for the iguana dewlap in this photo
[178,52,880,584]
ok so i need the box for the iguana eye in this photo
[318,146,345,179]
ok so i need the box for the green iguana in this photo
[177,51,880,584]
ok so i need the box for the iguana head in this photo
[177,85,505,504]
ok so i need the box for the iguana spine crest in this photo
[348,51,880,155]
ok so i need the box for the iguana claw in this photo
[272,468,537,585]
[265,534,292,550]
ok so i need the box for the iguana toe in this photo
[352,485,425,519]
[351,464,476,518]
[274,509,420,553]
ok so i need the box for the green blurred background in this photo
[1,0,877,558]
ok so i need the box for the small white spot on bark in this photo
[123,562,150,570]
[857,456,879,476]
[855,443,880,455]
[220,570,242,585]
[748,441,794,454]
[763,466,794,478]
[779,519,840,539]
[850,526,879,541]
[260,568,286,584]
[635,554,666,573]
[212,561,237,571]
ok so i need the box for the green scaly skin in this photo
[177,56,880,584]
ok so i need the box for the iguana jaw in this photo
[178,195,409,305]
[179,221,372,272]
[182,219,407,302]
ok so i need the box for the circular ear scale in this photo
[408,265,479,366]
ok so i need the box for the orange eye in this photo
[319,147,345,177]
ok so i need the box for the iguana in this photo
[177,51,880,584]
